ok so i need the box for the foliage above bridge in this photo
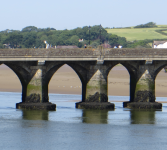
[0,25,152,49]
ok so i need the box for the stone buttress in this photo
[76,63,115,109]
[123,61,162,109]
[16,61,56,110]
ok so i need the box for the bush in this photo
[134,22,157,28]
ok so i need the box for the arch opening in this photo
[0,64,22,108]
[49,64,82,95]
[108,63,130,101]
[155,67,167,98]
[0,64,22,93]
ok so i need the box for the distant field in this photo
[163,30,167,34]
[106,27,167,41]
[157,25,167,28]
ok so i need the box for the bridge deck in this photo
[0,48,167,61]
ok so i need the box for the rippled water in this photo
[0,92,167,150]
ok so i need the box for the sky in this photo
[1,0,167,31]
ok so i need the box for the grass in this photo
[157,25,167,28]
[163,30,167,34]
[106,27,167,41]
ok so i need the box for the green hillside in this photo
[106,26,167,41]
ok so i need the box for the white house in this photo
[79,39,84,42]
[153,41,167,48]
[153,41,167,72]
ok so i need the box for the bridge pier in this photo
[16,64,56,110]
[124,64,162,109]
[76,64,114,109]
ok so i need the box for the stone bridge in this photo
[1,46,167,110]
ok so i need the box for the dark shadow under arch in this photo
[0,64,22,92]
[3,62,32,102]
[155,63,167,78]
[0,64,23,107]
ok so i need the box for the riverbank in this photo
[0,64,167,97]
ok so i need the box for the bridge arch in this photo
[0,64,22,92]
[105,61,138,102]
[0,63,25,107]
[107,63,130,98]
[45,62,88,101]
[44,62,87,84]
[154,62,167,78]
[3,63,27,85]
[154,62,167,97]
[3,62,37,102]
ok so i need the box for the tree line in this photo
[0,25,152,49]
[134,22,157,28]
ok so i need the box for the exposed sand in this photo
[0,64,167,97]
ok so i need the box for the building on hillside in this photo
[153,41,167,72]
[118,45,122,48]
[79,39,84,42]
[153,41,167,48]
[3,44,11,49]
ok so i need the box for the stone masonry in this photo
[0,47,167,110]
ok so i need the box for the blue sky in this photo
[1,0,167,31]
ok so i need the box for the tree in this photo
[0,25,131,48]
[23,32,37,48]
[134,22,157,28]
[40,35,48,42]
[0,43,3,48]
[69,35,79,45]
[90,41,99,48]
[22,26,38,32]
[4,32,23,48]
[108,34,119,47]
[78,42,82,48]
[117,37,127,47]
[126,40,151,48]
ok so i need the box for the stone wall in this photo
[0,48,167,57]
[104,48,167,57]
[0,48,94,57]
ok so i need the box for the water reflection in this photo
[22,110,48,120]
[130,110,159,124]
[82,109,109,124]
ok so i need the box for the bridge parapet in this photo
[0,48,167,60]
[0,48,95,57]
[104,48,167,56]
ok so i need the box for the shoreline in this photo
[1,90,167,98]
[0,91,167,103]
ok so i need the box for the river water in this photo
[0,92,167,150]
